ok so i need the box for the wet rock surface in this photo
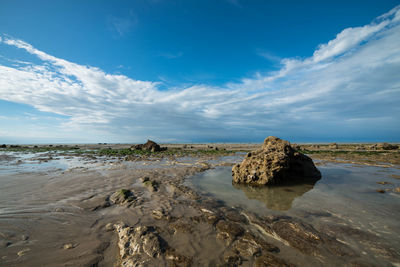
[232,136,321,185]
[266,216,356,257]
[109,189,135,205]
[115,224,166,266]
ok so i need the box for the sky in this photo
[0,0,399,144]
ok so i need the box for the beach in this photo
[0,144,399,266]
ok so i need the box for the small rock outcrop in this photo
[114,224,191,266]
[109,189,135,204]
[232,136,321,186]
[376,142,398,150]
[131,140,163,152]
[115,224,165,266]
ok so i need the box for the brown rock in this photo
[115,224,165,266]
[131,140,163,152]
[223,252,242,266]
[216,220,244,240]
[232,136,321,185]
[269,217,355,257]
[376,142,398,150]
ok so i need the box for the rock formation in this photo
[232,136,321,185]
[114,224,191,266]
[376,142,398,150]
[131,140,163,152]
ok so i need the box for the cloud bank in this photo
[0,6,400,143]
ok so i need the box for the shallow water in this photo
[0,151,237,266]
[187,162,400,258]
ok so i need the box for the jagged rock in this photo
[115,224,190,267]
[115,224,165,266]
[232,136,321,185]
[131,140,164,152]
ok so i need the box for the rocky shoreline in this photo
[0,144,399,266]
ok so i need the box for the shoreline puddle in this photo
[187,163,400,260]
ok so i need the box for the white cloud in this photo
[256,50,281,62]
[0,5,400,142]
[106,12,138,37]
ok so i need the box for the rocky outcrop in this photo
[232,136,321,185]
[131,140,164,152]
[109,189,135,205]
[114,224,191,266]
[376,142,398,150]
[370,143,399,150]
[115,224,165,266]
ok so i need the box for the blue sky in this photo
[0,1,399,143]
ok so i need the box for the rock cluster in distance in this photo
[232,136,321,185]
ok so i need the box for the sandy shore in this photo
[0,144,399,266]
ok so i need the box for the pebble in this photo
[63,243,74,249]
[17,248,30,256]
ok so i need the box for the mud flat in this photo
[0,144,399,266]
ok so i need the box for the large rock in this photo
[232,136,321,185]
[131,140,162,152]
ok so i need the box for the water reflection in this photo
[187,167,320,212]
[232,182,316,211]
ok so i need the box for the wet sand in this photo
[0,144,399,266]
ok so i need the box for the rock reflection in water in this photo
[232,181,316,211]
